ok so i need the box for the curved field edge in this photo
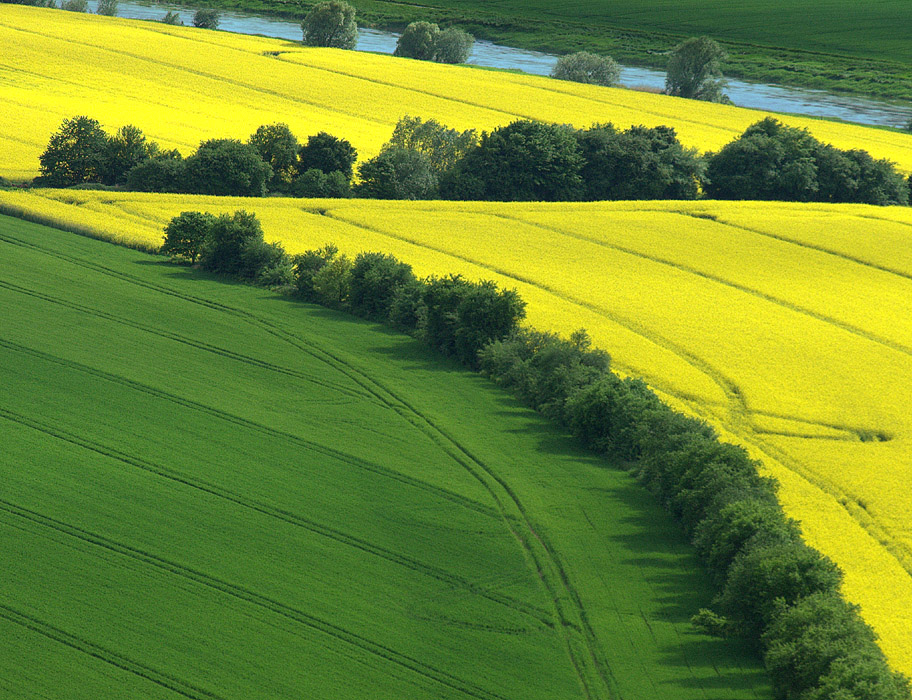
[3,5,912,185]
[3,189,910,677]
[0,212,772,699]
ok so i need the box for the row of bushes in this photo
[164,208,910,699]
[34,114,910,205]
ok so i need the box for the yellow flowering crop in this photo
[4,4,912,182]
[3,188,912,677]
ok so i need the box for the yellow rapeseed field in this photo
[2,188,911,677]
[4,4,912,182]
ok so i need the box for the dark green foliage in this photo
[288,168,350,198]
[297,132,357,179]
[551,51,620,86]
[433,27,474,64]
[192,8,220,28]
[102,124,155,185]
[36,116,108,187]
[292,243,339,300]
[705,118,909,204]
[355,147,438,199]
[422,275,526,367]
[183,139,271,196]
[248,123,299,189]
[161,10,183,24]
[395,21,439,60]
[576,123,703,200]
[125,151,185,192]
[237,238,290,281]
[347,252,417,320]
[804,656,911,700]
[388,278,426,332]
[665,36,728,102]
[386,116,478,174]
[198,210,265,275]
[301,0,357,49]
[445,120,584,201]
[161,211,215,263]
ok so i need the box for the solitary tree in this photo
[37,115,109,186]
[192,8,220,29]
[161,10,183,25]
[433,27,473,64]
[301,0,357,49]
[551,51,620,87]
[395,21,439,61]
[665,36,728,102]
[162,211,215,263]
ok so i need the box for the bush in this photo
[125,151,185,192]
[183,139,272,196]
[445,120,584,201]
[311,252,353,307]
[355,147,438,199]
[162,211,215,263]
[60,0,88,11]
[198,210,265,275]
[576,123,703,200]
[301,0,357,49]
[386,115,477,174]
[665,36,728,102]
[36,115,109,187]
[237,238,289,281]
[297,132,357,179]
[551,52,620,87]
[293,244,339,300]
[347,252,416,320]
[95,0,116,15]
[193,8,219,29]
[289,168,350,198]
[249,123,299,189]
[161,10,182,24]
[102,124,156,185]
[433,27,473,64]
[395,21,439,61]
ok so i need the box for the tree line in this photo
[32,114,911,206]
[160,207,910,700]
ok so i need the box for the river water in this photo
[86,0,912,129]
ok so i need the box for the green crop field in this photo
[0,214,771,699]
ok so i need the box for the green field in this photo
[0,215,771,699]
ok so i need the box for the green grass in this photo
[0,214,771,699]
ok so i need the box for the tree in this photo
[37,115,109,187]
[347,252,416,320]
[161,10,183,25]
[95,0,117,15]
[125,150,185,192]
[395,21,439,61]
[445,120,584,201]
[60,0,88,11]
[433,27,473,64]
[288,168,350,197]
[102,124,156,185]
[192,8,220,29]
[386,115,477,174]
[162,211,215,263]
[198,210,264,275]
[356,147,438,199]
[665,36,728,102]
[297,132,357,179]
[576,123,703,200]
[183,139,272,196]
[301,0,357,49]
[248,123,299,189]
[551,52,620,87]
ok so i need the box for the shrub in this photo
[237,238,289,281]
[249,123,299,189]
[60,0,88,11]
[183,139,272,196]
[36,115,108,187]
[289,168,350,198]
[551,52,620,87]
[347,252,417,320]
[198,210,265,275]
[95,0,116,15]
[311,252,353,307]
[301,0,357,49]
[125,151,185,192]
[395,21,439,61]
[386,115,477,174]
[297,132,357,179]
[162,211,215,263]
[355,147,438,199]
[193,8,219,29]
[102,124,156,185]
[293,244,339,300]
[433,27,473,64]
[161,10,182,24]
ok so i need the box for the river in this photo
[85,0,912,130]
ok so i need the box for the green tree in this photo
[433,27,473,64]
[395,21,439,60]
[183,139,272,196]
[161,10,183,24]
[161,211,215,263]
[297,131,357,179]
[103,124,156,185]
[198,210,264,275]
[386,115,477,174]
[301,0,357,49]
[125,150,185,192]
[347,252,416,320]
[312,253,354,307]
[192,8,219,29]
[60,0,88,12]
[37,115,109,186]
[665,36,728,102]
[355,147,438,199]
[248,123,299,189]
[551,51,620,87]
[293,244,338,300]
[289,168,350,198]
[95,0,117,15]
